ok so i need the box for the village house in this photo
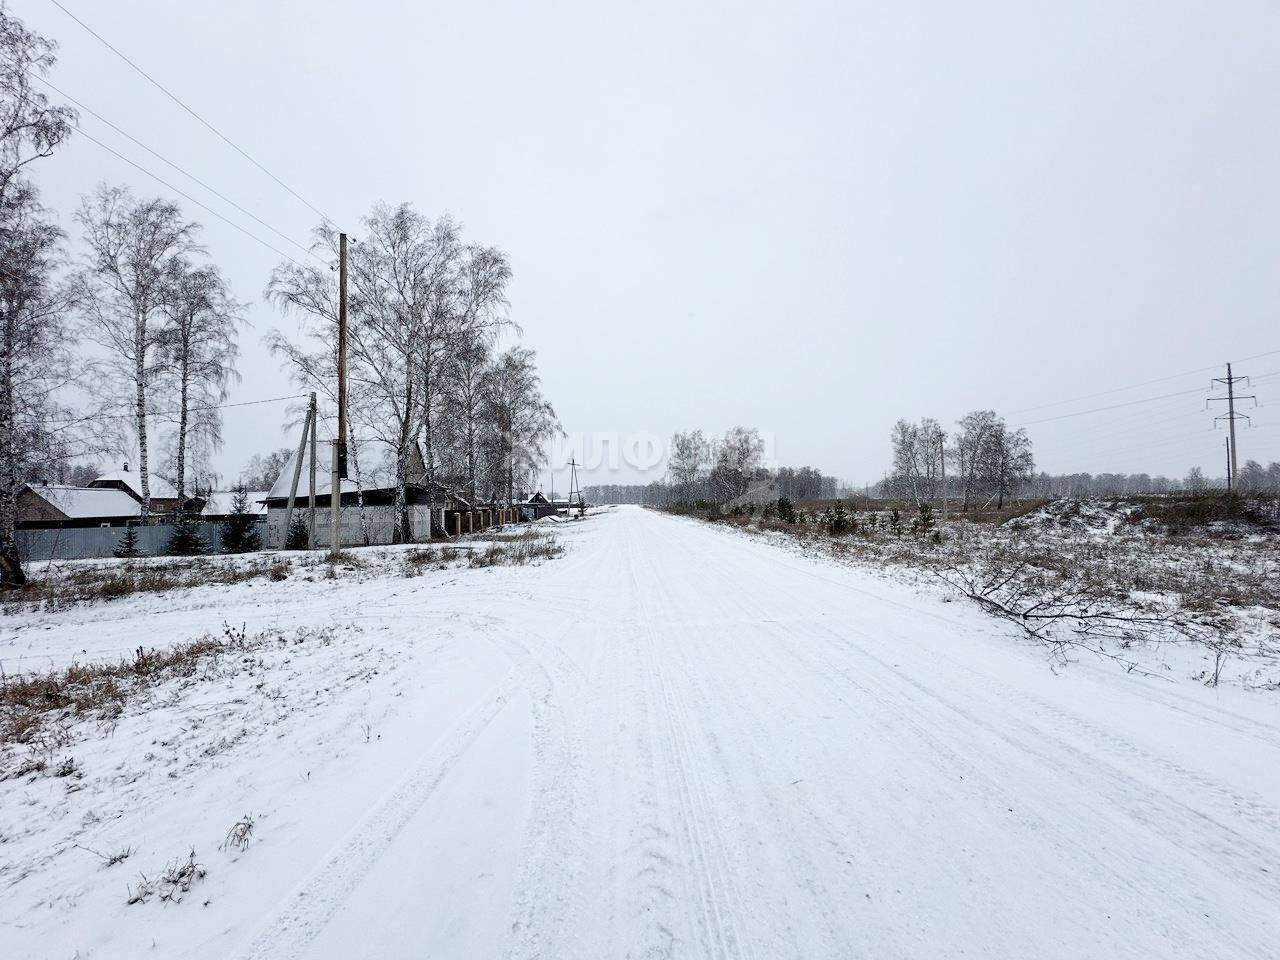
[16,485,141,529]
[17,464,193,530]
[262,443,476,547]
[86,464,185,516]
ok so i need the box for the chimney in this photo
[123,462,130,472]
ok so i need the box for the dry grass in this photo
[0,623,251,754]
[5,558,290,611]
[467,533,564,568]
[401,528,563,575]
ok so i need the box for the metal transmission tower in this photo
[1208,363,1256,491]
[567,458,585,517]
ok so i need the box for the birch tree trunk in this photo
[175,347,189,509]
[348,419,370,545]
[0,323,23,586]
[134,308,150,520]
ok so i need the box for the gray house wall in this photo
[265,504,443,548]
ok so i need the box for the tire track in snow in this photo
[233,672,519,960]
[813,622,1280,909]
[482,617,591,960]
[483,528,620,960]
[685,520,1280,845]
[688,516,1280,748]
[627,524,758,960]
[660,515,1280,955]
[632,516,868,958]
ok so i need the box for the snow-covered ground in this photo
[3,505,1279,959]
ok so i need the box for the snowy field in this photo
[3,505,1279,959]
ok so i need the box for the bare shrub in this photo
[325,550,368,569]
[75,843,134,867]
[128,850,207,905]
[931,546,1186,669]
[221,814,255,853]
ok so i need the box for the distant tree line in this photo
[879,408,1280,505]
[585,426,841,506]
[1031,460,1279,497]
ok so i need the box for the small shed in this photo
[521,492,557,521]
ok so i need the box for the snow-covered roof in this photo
[200,490,270,515]
[266,451,362,500]
[27,485,142,519]
[91,468,177,500]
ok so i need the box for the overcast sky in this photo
[17,0,1280,489]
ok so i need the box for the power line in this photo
[74,126,305,266]
[14,64,319,261]
[1027,367,1280,454]
[1008,346,1280,415]
[1039,406,1209,454]
[1016,385,1211,427]
[46,0,334,224]
[46,393,307,428]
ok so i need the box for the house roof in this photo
[200,490,270,516]
[26,485,142,520]
[91,468,178,501]
[266,453,362,500]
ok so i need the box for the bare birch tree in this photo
[952,410,999,511]
[0,6,79,585]
[156,261,242,506]
[0,182,84,585]
[421,235,511,501]
[890,418,944,506]
[975,418,1033,508]
[73,186,199,519]
[0,4,75,207]
[482,346,560,504]
[709,426,764,502]
[668,430,710,502]
[442,338,491,502]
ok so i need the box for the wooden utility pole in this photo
[283,403,313,548]
[330,232,348,556]
[307,392,317,548]
[1210,363,1255,492]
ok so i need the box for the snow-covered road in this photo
[8,505,1280,959]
